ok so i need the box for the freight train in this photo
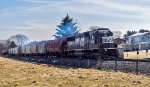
[8,28,124,60]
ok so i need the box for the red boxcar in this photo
[45,38,67,56]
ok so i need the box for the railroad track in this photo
[2,55,150,75]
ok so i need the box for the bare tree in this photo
[0,40,6,53]
[9,34,29,46]
[112,31,122,38]
[0,40,17,54]
[0,42,4,53]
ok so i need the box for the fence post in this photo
[78,58,80,67]
[62,58,64,66]
[146,49,148,58]
[87,59,89,68]
[136,50,139,75]
[115,59,117,72]
[136,60,139,75]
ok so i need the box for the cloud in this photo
[2,0,150,25]
[9,0,150,20]
[1,0,150,40]
[17,0,70,4]
[1,20,55,30]
[62,0,150,20]
[17,0,53,4]
[0,20,56,40]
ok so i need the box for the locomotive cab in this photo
[88,28,113,51]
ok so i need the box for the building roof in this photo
[113,38,126,41]
[129,32,150,37]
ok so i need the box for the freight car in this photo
[21,45,26,56]
[30,43,37,56]
[37,41,46,56]
[25,44,31,56]
[8,28,124,60]
[45,38,67,57]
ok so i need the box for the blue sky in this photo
[0,0,150,41]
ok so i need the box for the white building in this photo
[127,32,150,50]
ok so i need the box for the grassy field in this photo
[124,50,150,59]
[0,57,150,87]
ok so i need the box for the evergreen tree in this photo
[123,30,137,40]
[139,29,149,33]
[53,14,79,39]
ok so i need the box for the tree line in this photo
[53,14,149,39]
[53,14,123,39]
[0,34,28,54]
[123,29,149,40]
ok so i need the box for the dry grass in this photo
[0,57,150,87]
[124,50,150,59]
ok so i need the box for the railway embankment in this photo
[1,56,150,87]
[3,55,150,75]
